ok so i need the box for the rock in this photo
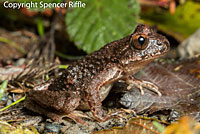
[178,29,200,59]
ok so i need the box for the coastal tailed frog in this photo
[25,24,170,123]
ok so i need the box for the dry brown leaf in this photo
[93,117,162,134]
[163,116,200,134]
[119,56,200,117]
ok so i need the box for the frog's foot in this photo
[93,113,112,122]
[120,108,137,116]
[125,76,162,96]
[106,109,136,120]
[62,112,88,125]
[25,98,87,125]
[47,111,88,125]
[70,110,92,120]
[90,106,114,122]
[92,108,125,122]
[109,108,137,120]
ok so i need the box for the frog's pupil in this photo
[138,36,145,45]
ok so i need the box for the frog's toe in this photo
[62,112,88,125]
[125,76,162,96]
[47,113,63,123]
[140,80,162,96]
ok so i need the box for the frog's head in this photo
[120,24,170,73]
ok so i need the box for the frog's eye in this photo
[130,35,149,50]
[138,36,145,45]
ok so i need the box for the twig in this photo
[0,96,26,112]
[0,36,26,54]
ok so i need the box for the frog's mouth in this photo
[145,42,169,60]
[123,59,154,74]
[123,49,168,74]
[144,50,168,60]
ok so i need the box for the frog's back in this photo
[47,35,131,92]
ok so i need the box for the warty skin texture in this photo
[25,24,170,123]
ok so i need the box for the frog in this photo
[25,24,170,124]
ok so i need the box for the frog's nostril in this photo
[157,40,162,46]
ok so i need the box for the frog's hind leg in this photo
[62,112,88,125]
[60,91,89,125]
[25,96,64,122]
[87,86,112,122]
[25,90,87,125]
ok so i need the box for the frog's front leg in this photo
[124,76,162,96]
[86,66,124,121]
[87,87,110,122]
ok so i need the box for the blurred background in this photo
[0,1,200,133]
[0,0,199,64]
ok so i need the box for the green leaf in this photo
[0,96,26,112]
[0,81,8,101]
[141,1,200,40]
[66,0,140,53]
[37,17,44,36]
[0,37,26,54]
[153,121,165,132]
[58,65,69,69]
[0,121,40,134]
[45,75,50,80]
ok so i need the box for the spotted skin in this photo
[25,24,170,123]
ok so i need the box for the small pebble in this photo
[44,123,62,133]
